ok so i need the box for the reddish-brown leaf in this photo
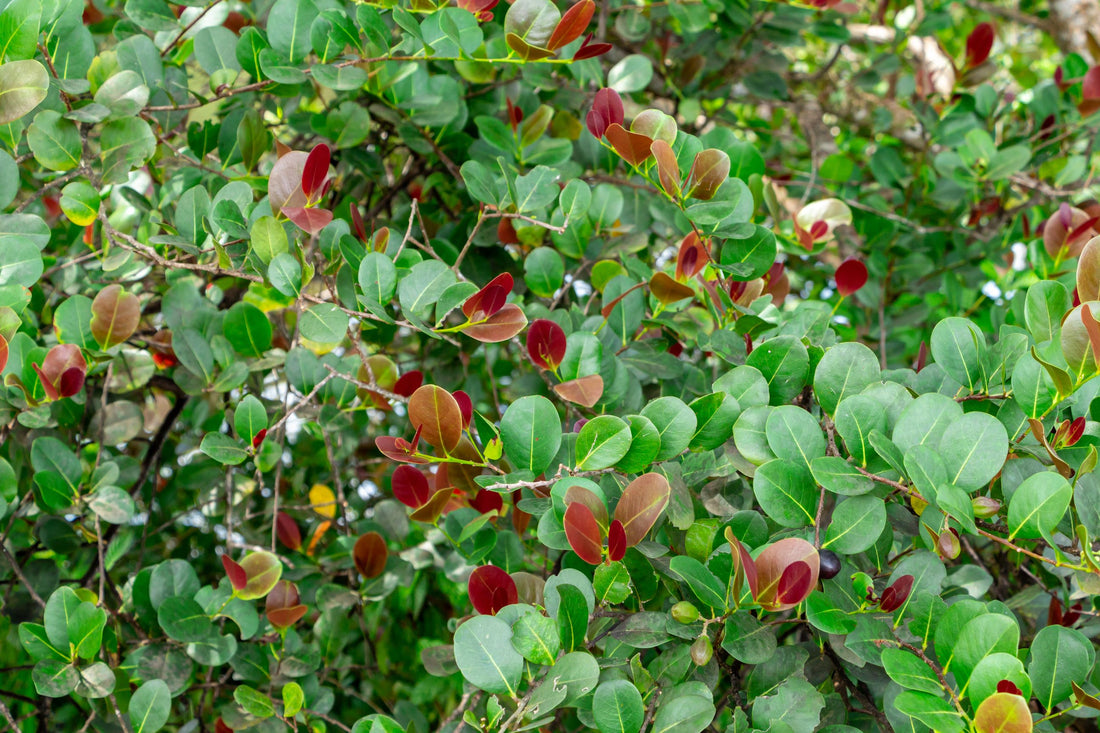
[607,519,626,562]
[997,680,1023,695]
[685,149,731,200]
[215,718,234,733]
[470,489,503,515]
[652,139,681,199]
[613,473,671,547]
[565,485,609,527]
[1068,415,1087,446]
[547,0,594,50]
[408,385,464,453]
[506,97,523,129]
[725,528,758,602]
[564,501,604,565]
[265,580,300,611]
[350,204,368,242]
[359,355,399,409]
[676,232,708,280]
[410,487,454,523]
[375,435,428,464]
[453,390,473,428]
[284,206,333,234]
[965,22,995,68]
[461,303,528,343]
[392,465,432,508]
[553,375,604,408]
[600,282,647,318]
[775,561,813,606]
[90,284,141,349]
[276,512,301,551]
[0,333,8,373]
[221,554,247,591]
[457,0,498,21]
[574,33,611,60]
[468,565,518,615]
[498,218,519,244]
[463,273,514,320]
[512,490,531,535]
[269,151,308,213]
[34,344,87,400]
[605,123,654,166]
[266,604,308,629]
[973,692,1032,733]
[754,538,820,611]
[585,88,624,139]
[650,272,695,305]
[1083,66,1100,100]
[353,531,388,579]
[835,258,868,297]
[526,319,567,371]
[393,370,423,398]
[302,143,330,201]
[879,574,914,612]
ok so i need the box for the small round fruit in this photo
[690,635,713,666]
[819,550,841,580]
[671,601,700,624]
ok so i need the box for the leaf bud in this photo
[971,496,1001,519]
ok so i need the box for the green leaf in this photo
[300,303,349,344]
[1028,623,1094,710]
[511,612,560,665]
[0,59,48,124]
[267,0,318,63]
[608,54,653,93]
[174,328,215,383]
[268,253,302,298]
[234,395,268,446]
[721,612,777,664]
[592,679,644,733]
[894,691,965,733]
[251,216,289,265]
[556,583,588,652]
[640,396,697,462]
[129,679,171,733]
[453,615,524,695]
[234,684,275,718]
[810,456,873,496]
[689,392,741,452]
[524,247,564,299]
[1024,280,1070,344]
[282,682,304,718]
[765,405,825,472]
[1011,352,1057,418]
[751,678,824,733]
[575,415,631,470]
[500,395,561,475]
[823,495,886,554]
[930,317,986,392]
[44,586,82,651]
[881,647,942,694]
[32,659,79,697]
[27,110,81,171]
[359,252,397,305]
[223,302,273,357]
[200,433,248,466]
[593,561,631,604]
[669,555,726,611]
[157,597,215,643]
[397,259,456,321]
[753,459,817,527]
[650,694,715,733]
[938,411,1007,491]
[813,342,880,415]
[1007,471,1071,541]
[745,336,809,405]
[0,0,41,63]
[100,118,156,184]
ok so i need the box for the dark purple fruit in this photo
[819,550,841,580]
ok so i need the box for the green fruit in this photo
[671,601,700,624]
[690,635,712,666]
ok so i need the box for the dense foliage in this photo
[2,0,1100,731]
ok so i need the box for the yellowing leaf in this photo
[309,484,337,518]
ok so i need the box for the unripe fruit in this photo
[671,601,700,624]
[819,549,841,580]
[690,635,712,666]
[972,496,1001,519]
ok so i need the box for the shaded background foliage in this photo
[0,0,1099,731]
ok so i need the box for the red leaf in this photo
[753,538,819,611]
[497,218,519,244]
[613,473,671,547]
[585,88,624,139]
[276,512,301,551]
[512,490,531,535]
[350,204,367,243]
[283,206,333,234]
[506,97,523,130]
[607,519,626,562]
[375,435,428,464]
[252,428,267,449]
[470,489,503,515]
[775,560,813,606]
[463,273,514,320]
[916,340,929,372]
[547,0,594,51]
[879,574,914,612]
[468,564,518,615]
[353,531,388,579]
[605,123,654,166]
[996,679,1023,695]
[58,367,85,398]
[1068,416,1087,446]
[574,33,611,61]
[392,465,432,508]
[461,303,527,343]
[393,370,423,398]
[453,390,473,428]
[675,232,707,280]
[564,502,604,565]
[526,319,567,370]
[302,143,330,200]
[266,604,308,629]
[965,22,995,68]
[216,718,234,733]
[0,333,8,373]
[553,375,604,408]
[222,554,247,591]
[835,258,868,297]
[1083,66,1100,100]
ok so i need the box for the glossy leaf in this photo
[353,532,388,579]
[613,473,671,546]
[554,375,604,407]
[564,502,603,565]
[526,318,567,370]
[90,285,141,350]
[408,385,464,453]
[467,565,518,615]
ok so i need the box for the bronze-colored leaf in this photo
[604,123,654,167]
[613,473,671,547]
[353,531,388,579]
[408,384,464,453]
[358,355,399,409]
[553,374,604,407]
[564,484,609,528]
[443,437,485,494]
[506,33,555,61]
[268,150,308,213]
[1078,235,1100,302]
[973,692,1032,733]
[651,139,681,199]
[649,272,695,305]
[753,538,819,611]
[410,487,454,523]
[546,0,594,51]
[284,206,334,234]
[461,303,528,343]
[685,148,731,201]
[631,109,677,145]
[90,284,141,349]
[564,501,604,564]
